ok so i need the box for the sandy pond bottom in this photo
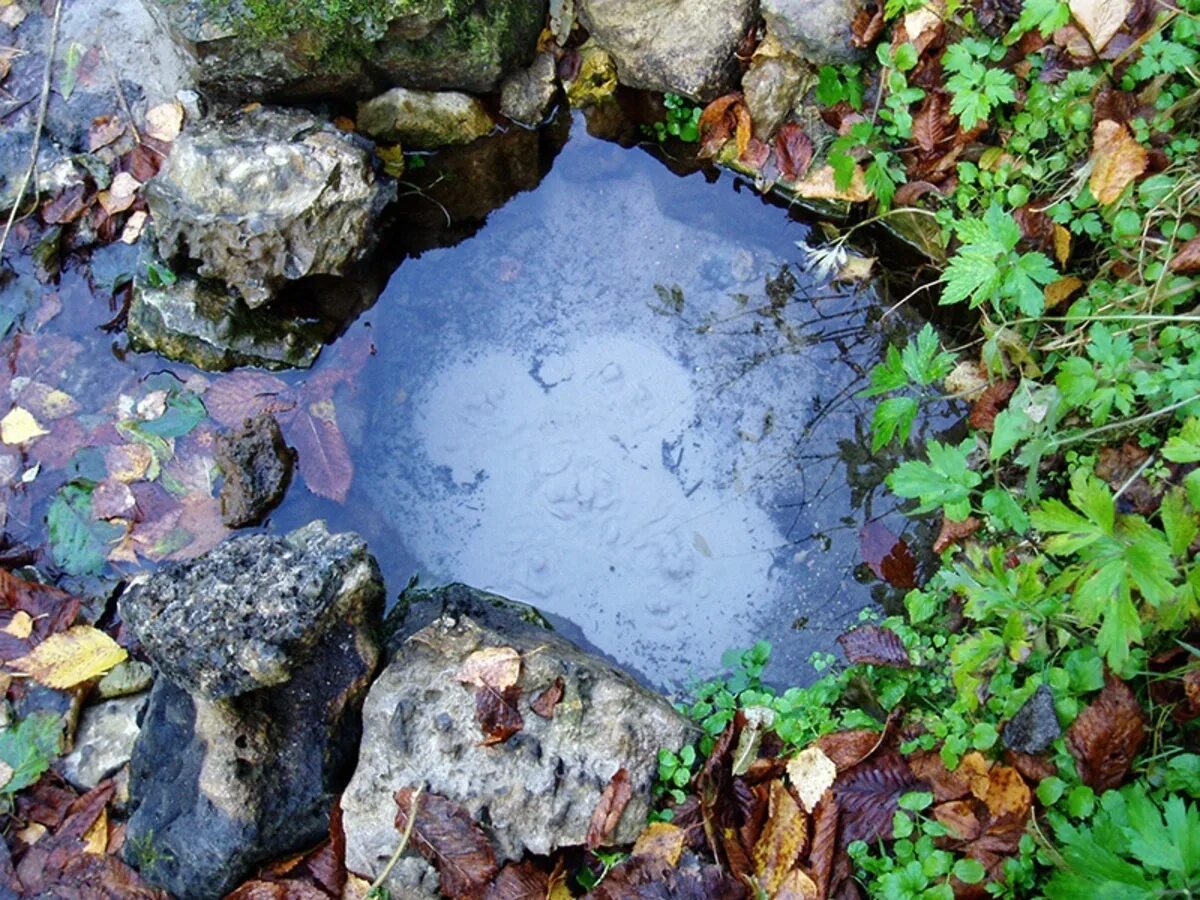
[303,116,931,691]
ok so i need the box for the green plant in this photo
[576,849,628,891]
[649,93,703,143]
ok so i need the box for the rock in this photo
[98,660,155,699]
[743,41,811,140]
[340,584,692,894]
[146,106,393,309]
[128,275,326,371]
[120,522,384,899]
[57,693,148,791]
[500,53,559,126]
[214,414,295,528]
[142,0,546,101]
[357,88,495,148]
[576,0,757,100]
[1002,684,1062,754]
[761,0,866,66]
[563,41,620,108]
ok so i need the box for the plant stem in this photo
[370,785,423,894]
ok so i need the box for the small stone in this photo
[742,48,809,140]
[500,52,559,126]
[1002,684,1062,754]
[215,413,294,527]
[58,693,148,791]
[98,659,155,699]
[357,88,495,148]
[761,0,866,66]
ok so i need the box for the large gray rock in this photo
[761,0,866,66]
[120,522,384,899]
[340,584,693,894]
[357,88,495,148]
[141,0,546,101]
[128,275,326,371]
[146,107,393,309]
[576,0,757,101]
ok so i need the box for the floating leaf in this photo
[11,625,127,689]
[1067,676,1146,791]
[203,371,291,428]
[0,712,62,794]
[394,788,499,899]
[47,483,125,576]
[837,624,912,667]
[1089,120,1147,205]
[530,676,565,718]
[587,768,633,849]
[787,746,838,811]
[858,522,917,588]
[1,407,49,444]
[752,780,808,896]
[457,646,521,689]
[288,401,353,503]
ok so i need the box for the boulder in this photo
[500,52,559,126]
[357,88,495,148]
[120,522,384,898]
[761,0,866,66]
[340,584,693,894]
[141,0,546,101]
[214,413,295,527]
[576,0,757,101]
[127,275,326,371]
[58,693,148,791]
[146,106,393,309]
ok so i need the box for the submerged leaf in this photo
[288,402,353,503]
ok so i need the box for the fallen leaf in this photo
[933,799,982,841]
[816,729,885,771]
[632,821,685,866]
[97,172,141,216]
[394,788,499,899]
[1053,224,1072,265]
[1089,119,1148,204]
[967,379,1019,431]
[457,646,521,689]
[88,116,126,152]
[980,764,1031,828]
[0,407,48,445]
[1069,0,1132,51]
[144,101,184,143]
[483,861,551,900]
[808,793,839,898]
[902,2,945,54]
[698,93,748,159]
[774,124,814,181]
[105,443,155,483]
[792,164,872,203]
[3,610,33,639]
[1066,676,1146,791]
[1044,275,1084,308]
[835,254,875,283]
[837,624,912,667]
[944,360,990,401]
[752,780,808,896]
[1168,236,1200,274]
[41,183,90,225]
[475,684,523,745]
[858,522,917,588]
[587,768,633,849]
[288,401,353,503]
[851,3,885,46]
[91,479,137,521]
[120,210,148,244]
[82,807,108,854]
[833,751,926,845]
[10,625,127,689]
[774,868,819,900]
[203,371,291,427]
[530,676,564,718]
[933,515,981,553]
[787,746,838,811]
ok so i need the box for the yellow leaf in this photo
[835,254,876,283]
[1069,0,1131,51]
[944,360,989,401]
[632,821,685,866]
[752,780,808,896]
[1053,224,1072,266]
[106,443,154,482]
[10,626,127,689]
[787,746,838,811]
[1045,276,1084,308]
[792,165,872,203]
[1089,119,1148,205]
[145,101,184,142]
[2,610,32,639]
[455,646,521,689]
[775,868,820,899]
[376,144,406,178]
[0,407,48,445]
[16,823,45,847]
[82,808,108,854]
[0,760,12,791]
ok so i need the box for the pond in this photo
[0,109,939,692]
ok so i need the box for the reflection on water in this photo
[349,113,933,689]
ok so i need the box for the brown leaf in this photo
[529,676,564,718]
[632,821,686,867]
[1066,676,1147,791]
[967,379,1018,432]
[808,792,839,899]
[979,765,1030,829]
[203,371,292,428]
[587,768,633,849]
[833,751,926,846]
[933,515,981,554]
[1093,87,1139,125]
[816,730,886,772]
[912,91,954,157]
[699,93,746,158]
[851,4,885,47]
[456,646,521,690]
[394,788,499,899]
[752,779,808,896]
[1069,0,1132,51]
[774,124,814,181]
[121,144,164,183]
[475,684,523,746]
[88,116,127,152]
[41,184,91,225]
[858,522,918,589]
[740,135,769,170]
[591,855,747,900]
[287,402,353,503]
[933,800,983,841]
[1168,237,1200,274]
[483,861,550,900]
[775,868,820,899]
[1004,750,1057,785]
[1089,119,1148,204]
[836,625,912,668]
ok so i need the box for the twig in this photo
[0,0,64,260]
[369,785,423,894]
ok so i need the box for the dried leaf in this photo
[1089,119,1148,205]
[105,443,154,483]
[967,379,1018,431]
[457,647,521,689]
[980,765,1031,828]
[775,868,819,899]
[11,626,126,688]
[944,360,989,401]
[632,821,685,866]
[587,768,633,849]
[120,210,148,244]
[203,372,291,428]
[912,91,954,157]
[792,164,872,203]
[933,799,982,841]
[530,676,564,718]
[851,3,885,46]
[858,522,917,589]
[1,407,48,444]
[97,172,141,216]
[1069,0,1132,51]
[933,515,981,554]
[483,862,550,900]
[809,792,839,898]
[144,102,184,143]
[41,183,90,225]
[3,610,33,639]
[475,684,523,745]
[835,254,875,284]
[787,747,838,811]
[1045,275,1084,308]
[1066,676,1146,791]
[88,116,127,152]
[833,751,926,845]
[752,780,808,896]
[288,402,353,503]
[775,124,814,181]
[1053,224,1072,265]
[1168,236,1200,274]
[837,625,912,668]
[816,729,885,771]
[698,93,747,158]
[394,788,499,899]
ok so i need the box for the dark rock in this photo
[214,414,295,528]
[576,0,757,101]
[761,0,867,66]
[119,521,383,700]
[341,583,692,896]
[127,275,326,372]
[120,522,383,899]
[1002,684,1062,754]
[146,106,394,310]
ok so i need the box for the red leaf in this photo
[933,515,982,554]
[1066,676,1147,791]
[967,379,1018,432]
[774,124,813,181]
[833,751,926,846]
[41,184,91,225]
[475,684,523,746]
[203,371,292,428]
[529,676,564,719]
[394,789,499,900]
[287,404,353,503]
[837,625,912,668]
[858,521,917,588]
[483,862,550,900]
[586,768,633,849]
